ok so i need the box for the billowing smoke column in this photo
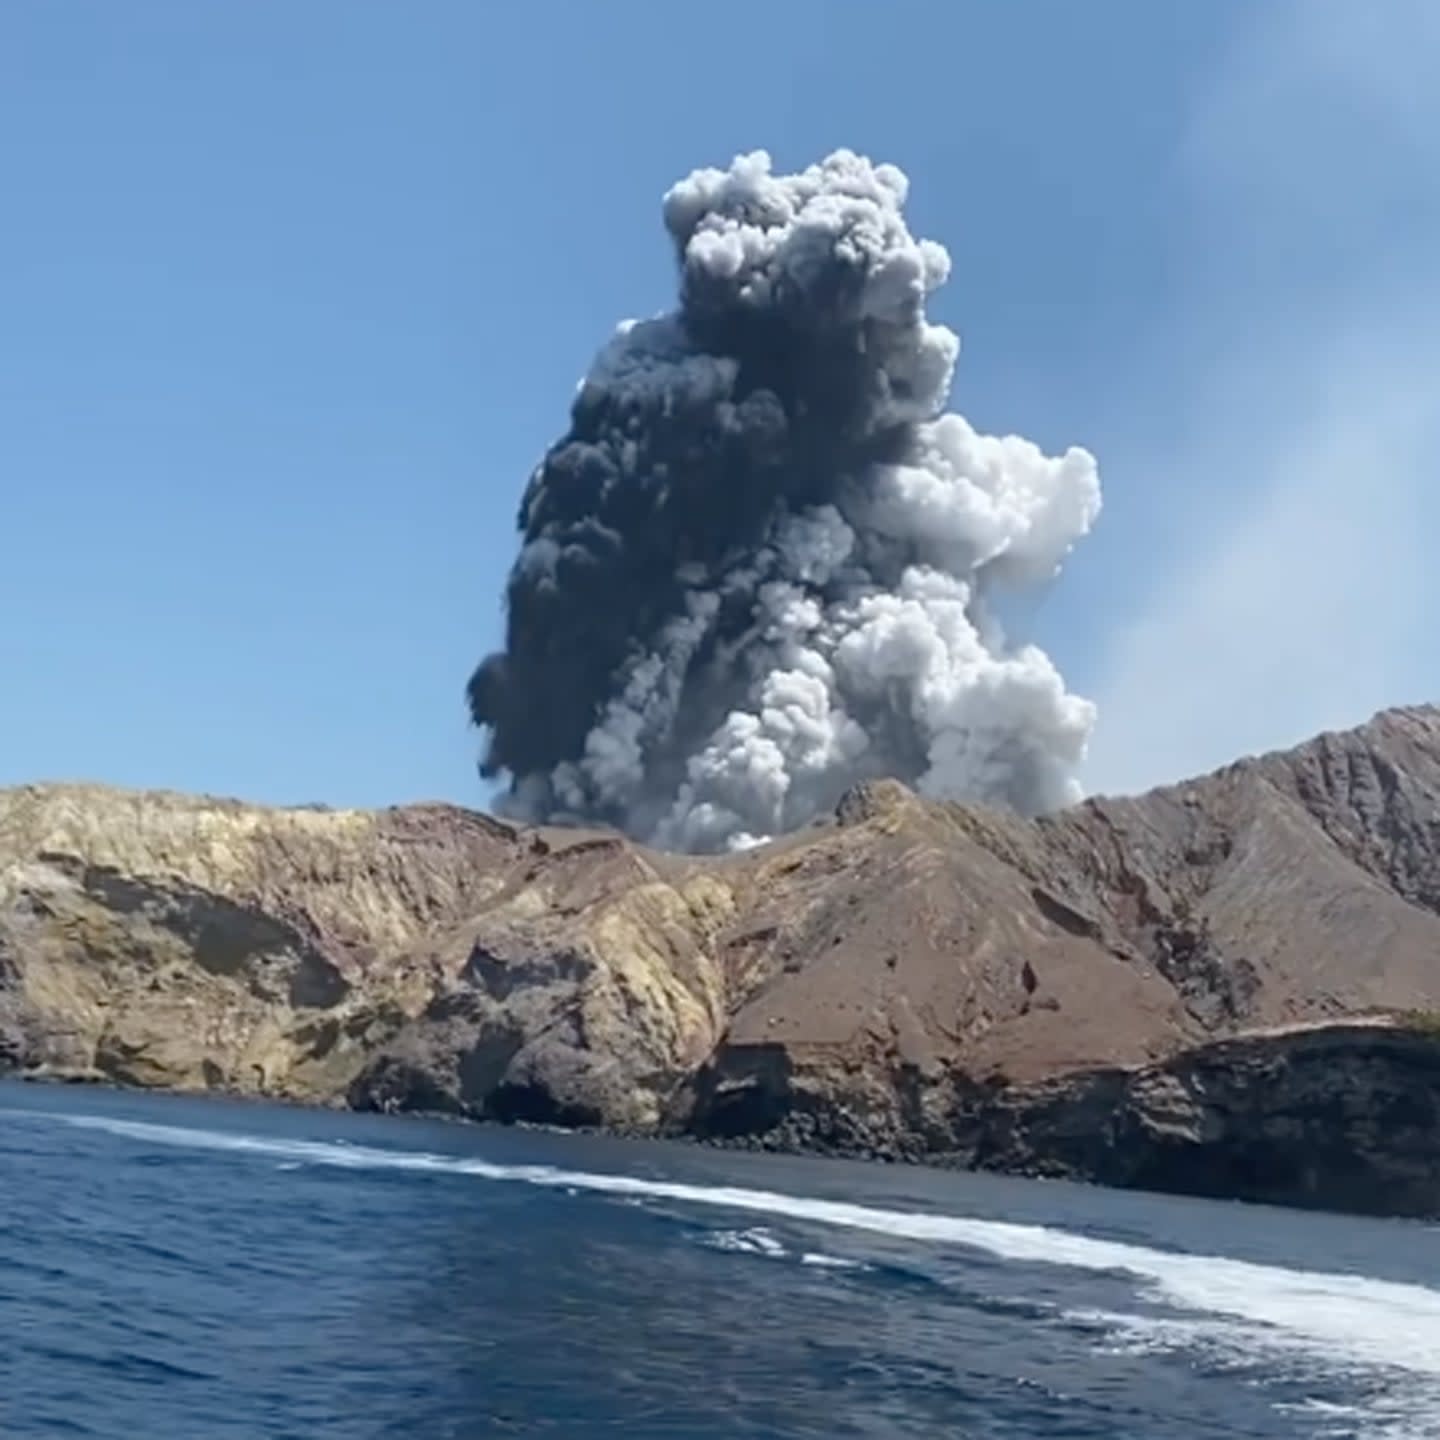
[469,150,1101,852]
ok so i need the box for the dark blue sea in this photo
[3,1082,1438,1438]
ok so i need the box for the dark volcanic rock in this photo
[686,1022,1440,1218]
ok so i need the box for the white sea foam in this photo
[24,1110,1440,1435]
[697,1226,863,1271]
[799,1252,866,1271]
[704,1227,787,1258]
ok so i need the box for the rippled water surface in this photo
[3,1081,1439,1438]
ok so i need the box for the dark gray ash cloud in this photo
[469,150,1101,851]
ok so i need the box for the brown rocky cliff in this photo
[0,785,529,1095]
[3,704,1439,1217]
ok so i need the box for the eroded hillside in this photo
[4,705,1439,1215]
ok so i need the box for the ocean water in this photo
[2,1083,1439,1439]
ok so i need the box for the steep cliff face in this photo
[0,786,527,1098]
[3,705,1439,1217]
[685,1022,1440,1219]
[0,786,738,1129]
[347,836,734,1129]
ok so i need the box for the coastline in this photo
[9,1017,1440,1223]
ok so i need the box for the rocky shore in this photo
[4,704,1440,1219]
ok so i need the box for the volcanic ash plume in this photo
[468,149,1101,852]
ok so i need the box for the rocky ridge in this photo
[2,704,1439,1217]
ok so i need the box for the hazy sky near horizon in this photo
[3,1,1436,809]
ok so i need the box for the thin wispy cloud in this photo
[1084,0,1440,796]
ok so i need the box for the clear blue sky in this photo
[4,1,1436,808]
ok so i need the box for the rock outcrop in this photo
[3,704,1440,1218]
[686,1020,1440,1219]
